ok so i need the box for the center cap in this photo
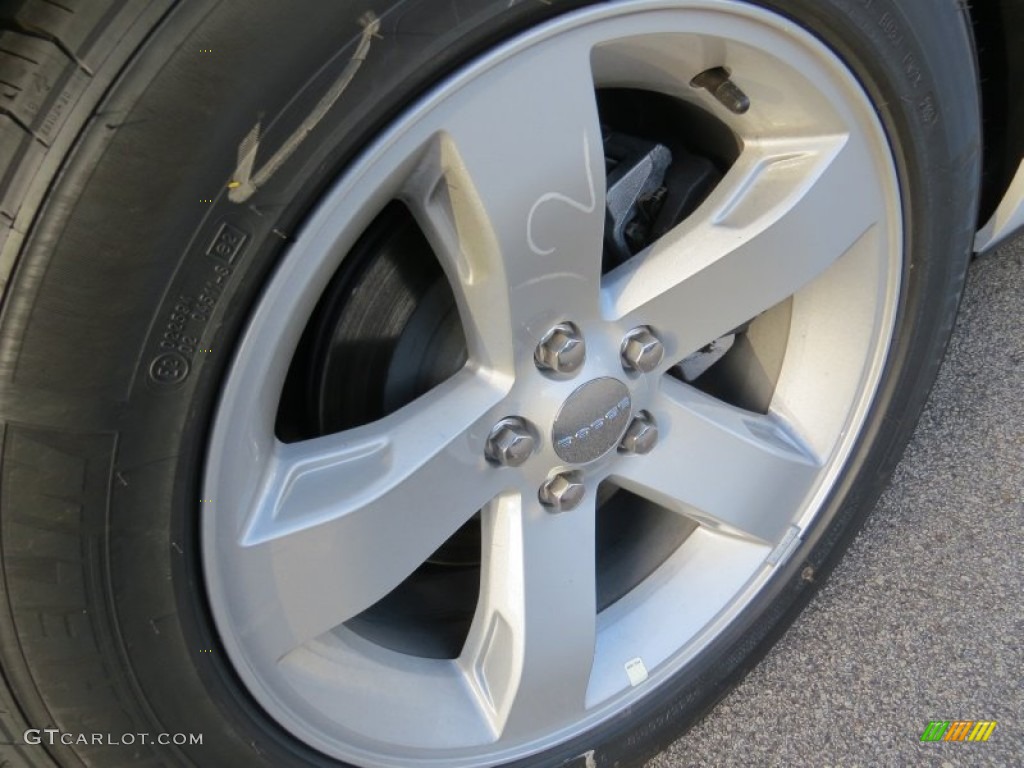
[552,377,632,464]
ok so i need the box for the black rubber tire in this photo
[0,1,980,766]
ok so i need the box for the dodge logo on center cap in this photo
[552,378,632,464]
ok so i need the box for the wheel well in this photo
[968,0,1024,224]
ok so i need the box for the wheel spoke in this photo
[461,491,597,738]
[602,133,882,369]
[612,377,821,544]
[403,38,606,373]
[229,370,508,662]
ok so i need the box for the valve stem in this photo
[691,67,750,115]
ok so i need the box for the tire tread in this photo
[0,5,172,765]
[0,0,162,297]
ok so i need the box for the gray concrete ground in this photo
[648,237,1024,768]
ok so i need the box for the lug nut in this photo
[485,417,535,467]
[621,326,664,374]
[535,322,585,375]
[620,412,658,455]
[538,471,586,512]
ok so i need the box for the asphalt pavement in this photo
[648,236,1024,768]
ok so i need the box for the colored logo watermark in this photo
[920,721,997,742]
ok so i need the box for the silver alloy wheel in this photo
[202,1,902,765]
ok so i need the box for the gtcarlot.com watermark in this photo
[25,729,202,746]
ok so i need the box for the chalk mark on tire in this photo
[228,12,381,203]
